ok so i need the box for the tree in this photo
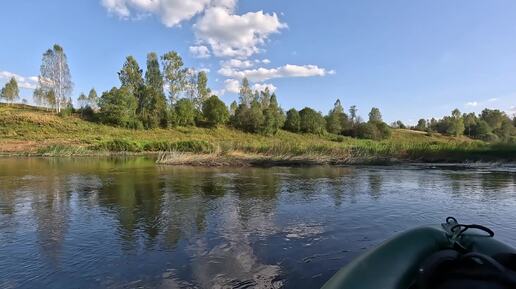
[196,71,211,109]
[174,98,196,126]
[284,108,301,133]
[260,88,271,108]
[239,78,253,107]
[140,52,167,129]
[0,77,19,104]
[299,107,326,134]
[202,95,229,127]
[98,87,140,129]
[119,56,143,95]
[480,109,505,131]
[261,93,285,135]
[368,107,382,123]
[229,101,238,116]
[463,112,477,137]
[162,51,187,104]
[36,44,73,113]
[77,92,88,108]
[446,109,465,136]
[326,99,347,134]
[391,120,406,129]
[349,105,358,125]
[87,88,99,111]
[231,100,264,133]
[415,119,427,131]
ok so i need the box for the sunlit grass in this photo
[1,104,514,163]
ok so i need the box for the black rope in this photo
[451,224,495,237]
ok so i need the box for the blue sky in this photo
[1,0,516,124]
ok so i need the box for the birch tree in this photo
[0,77,19,105]
[36,44,73,113]
[162,51,187,104]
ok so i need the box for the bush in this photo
[356,121,391,140]
[174,99,196,126]
[98,87,140,129]
[143,140,214,153]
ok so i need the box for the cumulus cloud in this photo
[0,71,38,90]
[252,83,276,93]
[194,7,287,58]
[218,64,335,82]
[189,45,211,58]
[101,0,212,27]
[221,59,254,69]
[219,78,276,95]
[223,79,240,93]
[465,101,478,107]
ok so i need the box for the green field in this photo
[0,104,514,164]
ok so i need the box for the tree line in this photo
[409,109,516,142]
[1,44,515,142]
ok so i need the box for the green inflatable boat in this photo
[322,217,516,289]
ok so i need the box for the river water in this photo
[0,157,515,289]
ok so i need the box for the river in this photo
[0,157,515,289]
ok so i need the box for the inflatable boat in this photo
[322,217,516,289]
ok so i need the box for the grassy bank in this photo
[1,104,514,164]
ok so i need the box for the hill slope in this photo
[0,104,513,163]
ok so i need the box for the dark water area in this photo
[0,157,515,289]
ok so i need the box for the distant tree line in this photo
[3,44,515,143]
[411,108,516,142]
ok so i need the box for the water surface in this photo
[1,157,515,288]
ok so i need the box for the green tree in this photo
[349,105,358,126]
[229,101,238,116]
[463,112,477,137]
[326,99,347,134]
[118,56,144,95]
[196,71,210,109]
[415,119,427,131]
[239,78,253,107]
[1,77,19,104]
[231,100,264,133]
[98,87,140,129]
[368,107,382,123]
[87,88,98,110]
[299,107,326,134]
[446,109,465,136]
[261,93,285,135]
[174,98,196,126]
[140,52,167,129]
[162,51,187,104]
[480,109,506,131]
[202,95,229,127]
[284,108,301,133]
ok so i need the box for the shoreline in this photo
[2,149,513,168]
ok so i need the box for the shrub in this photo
[202,95,229,127]
[299,107,326,134]
[93,139,143,152]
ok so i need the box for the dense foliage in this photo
[12,45,515,143]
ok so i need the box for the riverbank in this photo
[1,105,515,165]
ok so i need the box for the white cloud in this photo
[189,45,211,58]
[0,71,38,90]
[218,64,335,82]
[465,101,478,107]
[101,0,212,27]
[194,7,287,58]
[488,98,499,102]
[223,79,240,93]
[252,83,276,93]
[261,59,271,64]
[221,59,254,69]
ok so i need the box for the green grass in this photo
[1,104,514,163]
